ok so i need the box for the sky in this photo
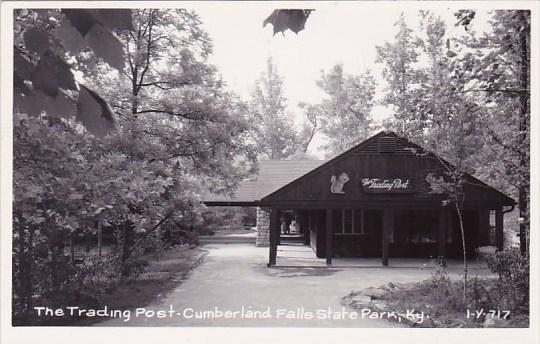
[189,2,494,156]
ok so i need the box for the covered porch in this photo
[273,243,498,272]
[264,206,507,267]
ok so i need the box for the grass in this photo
[36,244,207,326]
[96,245,207,316]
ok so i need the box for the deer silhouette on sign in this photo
[330,172,350,194]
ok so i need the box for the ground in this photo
[97,243,494,327]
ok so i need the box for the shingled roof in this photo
[203,159,326,205]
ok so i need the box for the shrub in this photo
[485,248,529,312]
[420,268,467,311]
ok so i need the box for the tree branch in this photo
[136,13,155,93]
[138,80,194,90]
[135,108,217,122]
[123,211,174,262]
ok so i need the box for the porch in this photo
[275,242,495,274]
[266,207,506,267]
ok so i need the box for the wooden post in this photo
[302,211,307,245]
[495,208,504,251]
[277,211,281,245]
[438,209,447,265]
[325,209,333,265]
[268,208,279,267]
[382,209,393,266]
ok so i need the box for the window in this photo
[333,209,370,235]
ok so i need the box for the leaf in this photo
[56,17,88,54]
[76,85,116,137]
[62,9,98,36]
[23,28,50,55]
[85,23,125,71]
[14,89,77,119]
[33,9,51,21]
[263,9,313,35]
[93,9,133,31]
[14,73,32,95]
[30,49,77,96]
[14,49,35,95]
[14,49,35,80]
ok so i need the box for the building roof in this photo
[260,130,516,207]
[202,159,326,205]
[203,130,515,208]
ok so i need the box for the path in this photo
[98,243,492,327]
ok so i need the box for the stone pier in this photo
[256,207,270,247]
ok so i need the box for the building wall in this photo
[305,208,487,259]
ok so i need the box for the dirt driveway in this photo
[98,243,491,327]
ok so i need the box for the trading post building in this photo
[204,131,515,266]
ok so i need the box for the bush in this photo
[415,248,529,319]
[485,248,529,312]
[419,268,466,311]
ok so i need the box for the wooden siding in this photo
[262,132,514,208]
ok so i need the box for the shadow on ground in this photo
[261,266,341,278]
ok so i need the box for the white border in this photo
[1,1,539,344]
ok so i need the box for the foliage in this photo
[87,9,258,194]
[12,8,258,324]
[376,10,529,252]
[376,10,530,302]
[307,64,377,157]
[295,102,322,154]
[485,248,529,312]
[13,9,131,136]
[470,10,530,253]
[12,113,204,321]
[198,206,256,234]
[376,13,424,140]
[249,57,301,159]
[381,265,528,327]
[263,9,314,36]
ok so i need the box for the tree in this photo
[424,99,485,302]
[83,9,258,191]
[375,9,530,300]
[249,57,300,159]
[297,102,322,153]
[12,8,258,323]
[375,13,424,140]
[437,9,530,255]
[463,10,530,255]
[12,9,135,322]
[313,64,376,157]
[83,9,258,276]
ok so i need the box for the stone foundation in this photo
[256,207,270,247]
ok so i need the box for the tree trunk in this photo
[455,202,468,303]
[16,223,34,321]
[120,221,133,280]
[518,10,529,256]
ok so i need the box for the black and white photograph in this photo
[0,1,538,343]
